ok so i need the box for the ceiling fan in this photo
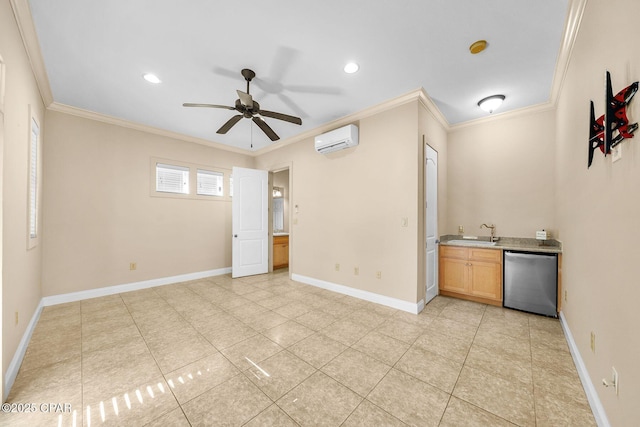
[183,69,302,141]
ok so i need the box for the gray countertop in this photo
[439,235,562,254]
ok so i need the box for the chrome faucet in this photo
[480,223,496,242]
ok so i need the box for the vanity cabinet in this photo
[439,245,502,305]
[273,235,289,269]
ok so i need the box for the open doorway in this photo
[271,168,290,270]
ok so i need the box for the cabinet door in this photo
[283,242,289,265]
[273,244,288,268]
[439,257,468,293]
[469,248,501,263]
[469,261,501,301]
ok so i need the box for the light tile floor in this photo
[3,270,596,426]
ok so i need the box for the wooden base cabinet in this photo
[273,235,289,269]
[439,245,502,305]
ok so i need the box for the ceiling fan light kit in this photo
[183,68,302,142]
[478,94,505,113]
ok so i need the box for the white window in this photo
[156,163,189,194]
[229,174,233,197]
[197,169,224,196]
[28,117,40,240]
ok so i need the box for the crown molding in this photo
[10,0,53,106]
[417,88,451,130]
[448,101,556,132]
[252,88,443,156]
[449,0,586,133]
[549,0,588,106]
[48,102,250,155]
[17,0,585,154]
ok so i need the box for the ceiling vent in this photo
[314,124,359,154]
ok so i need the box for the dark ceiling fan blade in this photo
[236,90,253,107]
[252,117,279,141]
[258,109,302,125]
[269,46,299,81]
[183,103,235,110]
[217,115,243,134]
[213,67,241,80]
[277,93,307,118]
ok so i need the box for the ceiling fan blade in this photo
[217,115,243,134]
[277,93,307,118]
[236,90,253,107]
[252,117,279,141]
[286,84,343,95]
[258,109,302,125]
[183,103,235,110]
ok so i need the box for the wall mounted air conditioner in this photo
[314,124,359,154]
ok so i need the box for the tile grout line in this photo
[439,303,520,426]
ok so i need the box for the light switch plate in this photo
[612,145,622,162]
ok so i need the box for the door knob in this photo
[234,234,238,238]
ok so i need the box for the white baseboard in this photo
[559,311,610,427]
[4,299,44,400]
[4,267,231,399]
[41,267,231,306]
[291,274,424,314]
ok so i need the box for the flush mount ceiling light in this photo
[143,73,161,84]
[469,40,488,54]
[478,95,505,113]
[343,62,359,74]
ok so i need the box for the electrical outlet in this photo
[376,271,382,279]
[590,331,596,353]
[458,225,464,234]
[15,311,18,325]
[293,218,298,225]
[130,262,137,271]
[354,267,359,276]
[335,263,340,272]
[603,366,620,395]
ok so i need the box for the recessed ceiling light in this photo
[478,95,505,113]
[469,40,488,54]
[143,73,161,84]
[343,62,359,74]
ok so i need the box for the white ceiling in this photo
[28,0,569,151]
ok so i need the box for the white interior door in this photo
[232,167,268,278]
[425,144,438,304]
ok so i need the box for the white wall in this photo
[447,108,557,239]
[256,101,427,304]
[42,110,253,296]
[0,1,46,394]
[554,0,640,424]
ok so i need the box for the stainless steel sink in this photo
[445,240,497,246]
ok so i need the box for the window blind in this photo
[156,163,189,194]
[197,169,223,196]
[29,119,39,238]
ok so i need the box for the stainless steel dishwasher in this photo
[503,251,558,317]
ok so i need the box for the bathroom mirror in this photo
[273,197,284,232]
